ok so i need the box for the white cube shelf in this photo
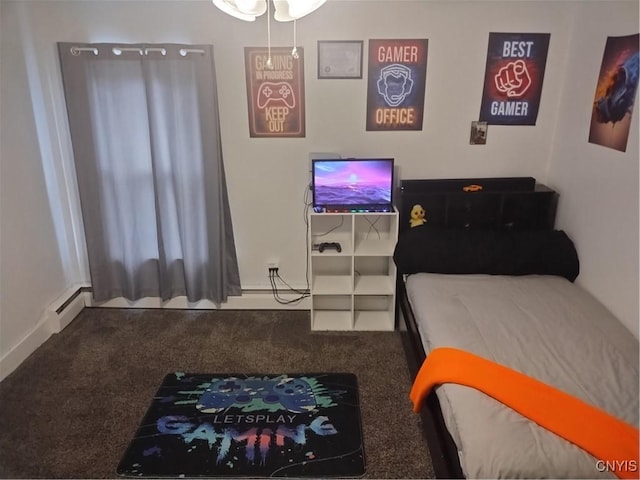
[309,209,398,331]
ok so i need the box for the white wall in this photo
[1,0,637,373]
[0,2,69,373]
[547,0,639,337]
[14,0,578,287]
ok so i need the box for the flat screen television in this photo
[312,158,394,212]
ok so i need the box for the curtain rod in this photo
[70,46,98,56]
[69,46,206,56]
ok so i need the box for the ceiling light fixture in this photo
[213,0,326,22]
[213,0,326,61]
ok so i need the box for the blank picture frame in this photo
[317,40,363,79]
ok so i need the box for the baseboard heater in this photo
[55,286,92,315]
[79,287,310,310]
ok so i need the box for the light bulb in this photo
[287,0,326,19]
[235,0,266,15]
[266,56,273,69]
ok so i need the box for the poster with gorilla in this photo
[366,39,428,131]
[479,33,550,125]
[588,34,639,152]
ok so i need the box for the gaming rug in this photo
[117,373,365,478]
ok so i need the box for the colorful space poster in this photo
[366,39,428,131]
[479,33,550,125]
[244,47,305,137]
[588,34,639,152]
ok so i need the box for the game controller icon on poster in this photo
[257,82,296,109]
[196,376,317,413]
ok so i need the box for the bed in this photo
[393,177,639,479]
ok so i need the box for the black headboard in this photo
[398,177,558,233]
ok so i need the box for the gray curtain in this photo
[58,43,241,303]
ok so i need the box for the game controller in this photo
[256,82,296,109]
[318,242,342,253]
[196,376,316,413]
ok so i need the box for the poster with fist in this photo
[479,33,550,125]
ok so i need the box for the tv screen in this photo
[312,158,394,209]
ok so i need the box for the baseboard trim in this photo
[84,289,310,310]
[0,285,87,382]
[0,314,52,382]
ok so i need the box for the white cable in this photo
[291,19,298,59]
[266,0,273,68]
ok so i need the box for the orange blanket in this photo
[410,347,639,479]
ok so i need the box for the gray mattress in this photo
[405,273,639,479]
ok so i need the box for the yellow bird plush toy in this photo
[410,204,426,227]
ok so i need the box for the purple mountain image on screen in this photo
[314,160,393,205]
[314,185,390,204]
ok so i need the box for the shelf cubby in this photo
[310,214,353,255]
[311,295,352,330]
[353,295,395,331]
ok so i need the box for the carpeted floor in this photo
[0,308,434,479]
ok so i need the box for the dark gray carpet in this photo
[0,308,434,479]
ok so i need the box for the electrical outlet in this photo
[267,261,279,274]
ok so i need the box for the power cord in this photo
[364,215,381,239]
[268,267,309,305]
[267,183,312,305]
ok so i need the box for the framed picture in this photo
[470,121,488,145]
[318,40,363,79]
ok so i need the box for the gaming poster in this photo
[366,39,428,131]
[479,33,550,125]
[244,47,305,137]
[588,34,639,152]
